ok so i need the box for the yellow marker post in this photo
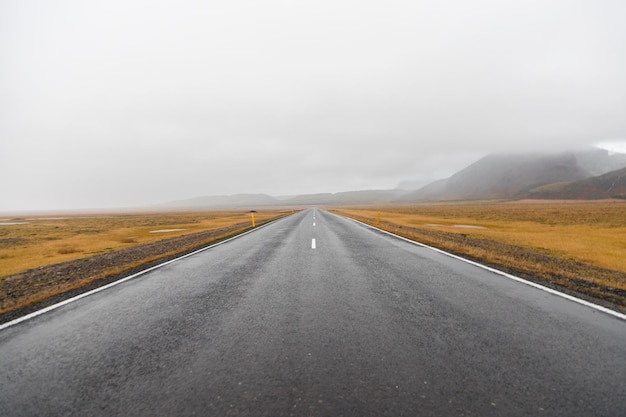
[376,212,381,225]
[251,213,256,227]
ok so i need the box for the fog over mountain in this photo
[399,148,626,202]
[2,1,625,211]
[148,148,626,209]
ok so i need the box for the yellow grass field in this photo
[336,200,626,306]
[0,210,284,278]
[339,201,626,273]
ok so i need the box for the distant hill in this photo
[155,149,626,209]
[525,167,626,199]
[158,190,408,210]
[286,190,407,206]
[398,149,626,202]
[399,152,588,201]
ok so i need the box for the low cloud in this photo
[1,0,625,210]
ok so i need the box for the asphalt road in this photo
[0,209,624,416]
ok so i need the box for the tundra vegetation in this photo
[0,210,287,315]
[336,200,626,311]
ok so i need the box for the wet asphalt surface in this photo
[0,209,624,416]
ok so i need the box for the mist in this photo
[1,0,625,211]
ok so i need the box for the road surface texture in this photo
[0,209,624,416]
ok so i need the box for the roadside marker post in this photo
[251,213,256,227]
[376,212,381,225]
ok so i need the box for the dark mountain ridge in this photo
[526,167,626,200]
[399,149,626,202]
[155,148,626,209]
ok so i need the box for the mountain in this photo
[399,152,590,202]
[158,190,409,210]
[574,148,626,176]
[286,190,407,206]
[525,167,626,199]
[155,148,626,208]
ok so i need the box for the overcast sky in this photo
[2,0,625,211]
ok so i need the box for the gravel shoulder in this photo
[3,210,624,324]
[345,214,626,314]
[0,217,283,323]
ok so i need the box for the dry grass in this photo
[0,210,291,316]
[335,201,626,308]
[0,210,283,278]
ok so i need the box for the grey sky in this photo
[2,0,625,211]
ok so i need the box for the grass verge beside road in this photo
[335,201,626,312]
[0,210,289,317]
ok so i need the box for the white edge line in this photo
[0,218,283,331]
[345,216,626,321]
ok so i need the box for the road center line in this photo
[311,238,316,249]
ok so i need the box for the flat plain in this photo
[336,200,626,310]
[0,210,287,315]
[2,202,625,317]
